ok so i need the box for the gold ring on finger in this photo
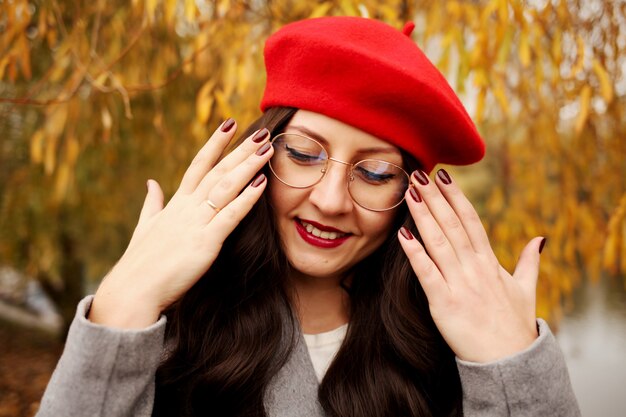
[205,198,221,213]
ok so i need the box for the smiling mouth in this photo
[297,219,349,240]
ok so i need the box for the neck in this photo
[291,270,350,334]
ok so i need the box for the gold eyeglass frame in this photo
[268,133,410,212]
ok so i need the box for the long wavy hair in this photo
[153,107,462,417]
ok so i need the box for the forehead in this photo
[284,110,402,158]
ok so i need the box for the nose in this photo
[308,160,354,216]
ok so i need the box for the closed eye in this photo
[355,166,396,184]
[285,144,325,164]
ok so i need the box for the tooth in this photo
[328,232,338,240]
[312,228,322,237]
[306,224,313,233]
[321,231,330,239]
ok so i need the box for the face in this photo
[268,110,404,283]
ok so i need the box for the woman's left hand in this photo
[398,168,543,363]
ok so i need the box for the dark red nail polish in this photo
[539,237,547,254]
[437,168,452,185]
[252,128,269,143]
[251,173,266,187]
[412,170,429,185]
[399,227,414,240]
[256,142,271,156]
[409,187,422,202]
[220,118,235,132]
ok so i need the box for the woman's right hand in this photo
[88,119,274,329]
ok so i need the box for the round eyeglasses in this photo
[268,133,410,211]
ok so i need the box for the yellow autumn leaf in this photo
[45,105,68,139]
[493,78,510,117]
[92,72,109,89]
[552,29,562,65]
[185,0,196,21]
[44,134,59,175]
[145,0,158,23]
[38,8,48,39]
[497,0,509,23]
[164,0,177,25]
[309,2,333,19]
[592,59,614,104]
[496,27,513,66]
[65,135,80,165]
[519,31,530,68]
[196,79,216,125]
[30,130,45,164]
[214,89,234,120]
[53,163,72,203]
[17,35,32,80]
[475,88,487,124]
[556,0,569,22]
[446,1,462,19]
[339,0,358,16]
[480,0,499,27]
[574,85,592,134]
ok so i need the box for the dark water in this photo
[556,277,626,417]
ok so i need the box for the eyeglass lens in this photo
[269,134,408,211]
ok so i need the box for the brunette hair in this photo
[153,108,462,417]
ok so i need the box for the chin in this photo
[283,246,368,282]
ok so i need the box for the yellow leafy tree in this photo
[0,0,624,326]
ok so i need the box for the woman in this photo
[37,17,580,417]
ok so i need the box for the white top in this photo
[303,323,349,382]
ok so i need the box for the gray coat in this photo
[36,296,581,417]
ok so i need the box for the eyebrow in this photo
[286,125,400,156]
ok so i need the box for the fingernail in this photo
[220,118,235,132]
[409,187,422,202]
[437,168,452,185]
[539,237,547,254]
[412,170,429,186]
[252,128,270,143]
[255,142,272,156]
[251,173,266,187]
[399,226,414,240]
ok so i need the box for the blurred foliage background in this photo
[0,0,625,330]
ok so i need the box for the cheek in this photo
[362,210,397,238]
[268,177,291,214]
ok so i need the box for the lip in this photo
[294,219,352,249]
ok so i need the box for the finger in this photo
[411,170,476,261]
[193,128,271,199]
[397,227,449,301]
[196,136,273,205]
[138,179,164,225]
[434,169,496,258]
[205,173,268,242]
[513,236,545,291]
[178,118,237,194]
[404,186,464,282]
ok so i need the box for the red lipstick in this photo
[294,219,351,249]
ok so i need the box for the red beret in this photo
[260,16,485,173]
